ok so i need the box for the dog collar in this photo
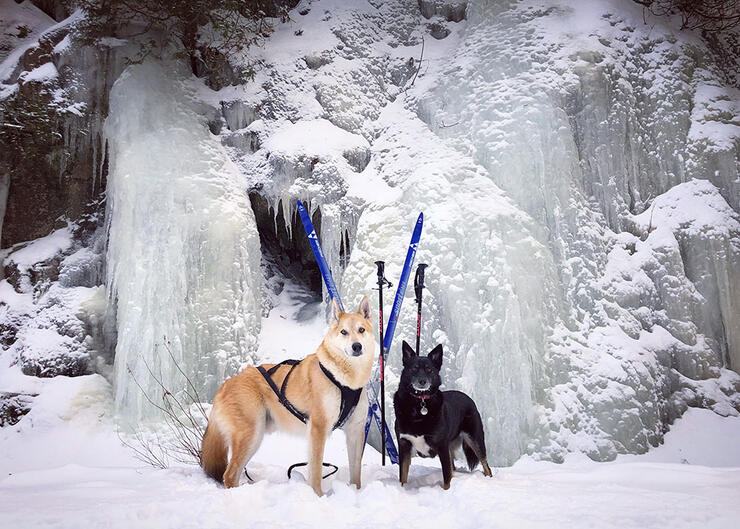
[411,391,434,416]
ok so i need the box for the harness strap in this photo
[319,362,362,430]
[257,360,308,424]
[256,358,362,431]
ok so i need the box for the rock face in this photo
[0,392,36,427]
[0,211,107,382]
[418,0,467,22]
[0,5,125,248]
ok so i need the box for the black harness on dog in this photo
[254,358,362,481]
[256,359,362,430]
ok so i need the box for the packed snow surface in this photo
[0,374,739,529]
[2,0,739,481]
[6,226,73,271]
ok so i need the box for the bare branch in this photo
[121,344,210,469]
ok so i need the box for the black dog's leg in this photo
[438,443,453,490]
[399,438,412,486]
[462,410,492,477]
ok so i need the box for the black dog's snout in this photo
[352,342,363,354]
[418,378,427,386]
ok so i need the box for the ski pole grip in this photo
[375,260,385,279]
[375,260,392,288]
[414,263,428,301]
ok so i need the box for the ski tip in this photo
[417,212,423,223]
[297,199,306,211]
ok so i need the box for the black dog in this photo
[394,341,492,489]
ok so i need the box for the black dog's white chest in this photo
[400,433,437,458]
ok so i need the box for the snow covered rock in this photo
[0,219,106,382]
[0,391,35,427]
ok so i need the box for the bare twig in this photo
[121,338,209,469]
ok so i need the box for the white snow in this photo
[1,378,739,529]
[633,179,740,236]
[0,0,54,67]
[263,119,370,161]
[6,226,73,271]
[20,61,58,83]
[255,279,326,364]
[0,2,83,86]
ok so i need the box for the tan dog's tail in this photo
[201,422,227,483]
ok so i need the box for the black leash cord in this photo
[244,462,338,482]
[287,462,339,480]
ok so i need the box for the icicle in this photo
[271,197,280,239]
[91,128,97,193]
[282,197,292,242]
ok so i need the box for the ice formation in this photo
[103,60,262,420]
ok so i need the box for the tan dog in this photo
[201,296,374,496]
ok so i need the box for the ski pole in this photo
[375,261,391,466]
[414,264,428,355]
[362,213,423,463]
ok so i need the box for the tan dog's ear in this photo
[358,295,371,320]
[330,297,342,327]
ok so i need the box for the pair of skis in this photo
[296,200,423,465]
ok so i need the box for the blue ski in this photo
[362,212,423,462]
[297,200,344,311]
[296,200,397,461]
[363,378,399,462]
[383,213,423,355]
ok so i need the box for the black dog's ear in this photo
[402,340,416,366]
[428,344,443,370]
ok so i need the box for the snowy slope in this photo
[1,375,739,529]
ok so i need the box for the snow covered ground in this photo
[1,1,739,526]
[1,390,738,529]
[1,294,739,529]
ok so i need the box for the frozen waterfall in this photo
[104,60,262,421]
[95,0,738,460]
